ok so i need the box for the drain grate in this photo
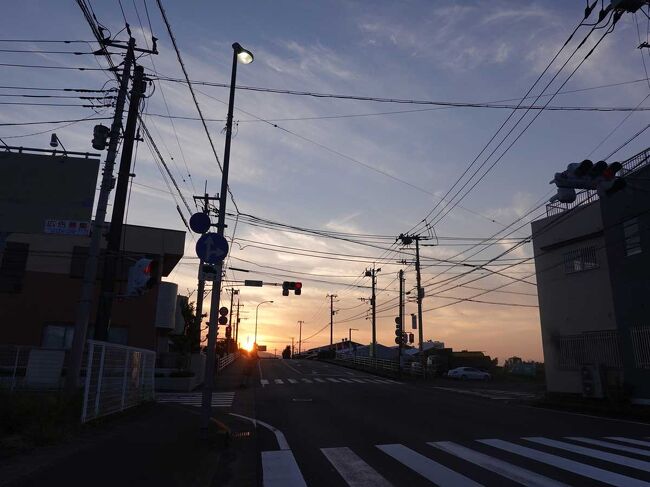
[231,431,252,440]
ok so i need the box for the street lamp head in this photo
[233,42,254,64]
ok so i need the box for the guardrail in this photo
[81,340,155,423]
[336,353,428,377]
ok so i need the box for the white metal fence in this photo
[0,345,69,391]
[81,340,155,423]
[217,352,238,371]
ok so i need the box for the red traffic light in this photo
[295,282,302,290]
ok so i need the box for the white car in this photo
[447,367,491,381]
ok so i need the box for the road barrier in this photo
[81,340,155,423]
[336,353,426,377]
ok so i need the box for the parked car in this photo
[446,367,491,381]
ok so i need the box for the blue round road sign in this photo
[195,233,229,264]
[189,212,211,234]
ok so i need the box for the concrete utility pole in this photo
[327,294,337,348]
[227,288,238,350]
[94,62,147,340]
[349,327,358,351]
[235,299,242,349]
[291,337,295,358]
[298,320,304,355]
[398,269,404,379]
[398,233,429,375]
[365,267,380,357]
[66,39,136,392]
[192,192,217,351]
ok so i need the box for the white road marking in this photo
[262,450,307,487]
[376,444,481,486]
[229,413,290,450]
[524,437,650,472]
[156,393,234,407]
[606,437,650,448]
[301,378,313,383]
[346,372,356,376]
[349,378,366,383]
[338,378,353,383]
[281,360,304,375]
[261,379,269,386]
[274,379,284,384]
[288,379,298,384]
[314,378,326,383]
[479,439,650,487]
[327,378,341,383]
[566,437,650,457]
[321,447,393,487]
[430,441,568,487]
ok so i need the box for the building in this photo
[0,147,185,352]
[532,147,650,402]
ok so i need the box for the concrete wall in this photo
[532,200,617,394]
[600,164,650,399]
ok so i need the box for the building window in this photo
[0,242,29,293]
[623,218,642,257]
[42,323,74,350]
[631,326,650,369]
[563,246,598,274]
[556,331,622,370]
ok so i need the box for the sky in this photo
[2,1,650,362]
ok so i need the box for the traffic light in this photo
[127,258,158,296]
[225,325,232,340]
[282,281,303,296]
[92,124,110,150]
[394,316,403,345]
[550,159,625,203]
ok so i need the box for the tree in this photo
[504,356,522,371]
[169,300,200,369]
[282,345,292,359]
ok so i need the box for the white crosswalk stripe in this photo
[524,437,650,472]
[607,437,650,448]
[430,441,568,487]
[321,447,393,487]
[259,376,401,386]
[156,392,234,407]
[567,437,650,457]
[480,438,650,486]
[280,436,650,486]
[377,444,482,486]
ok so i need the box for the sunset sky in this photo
[3,1,650,362]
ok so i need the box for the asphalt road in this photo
[236,357,650,487]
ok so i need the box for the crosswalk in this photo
[263,436,650,486]
[260,377,401,387]
[156,392,234,407]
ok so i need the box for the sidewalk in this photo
[1,358,259,487]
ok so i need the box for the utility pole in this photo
[192,192,217,353]
[327,294,337,349]
[66,38,136,392]
[365,267,380,358]
[227,288,238,351]
[298,320,304,355]
[398,269,404,379]
[94,61,147,340]
[235,300,242,349]
[349,327,358,353]
[398,233,429,376]
[291,337,295,358]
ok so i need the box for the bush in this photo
[0,391,82,448]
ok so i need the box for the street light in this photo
[234,42,254,64]
[254,300,274,344]
[201,41,254,437]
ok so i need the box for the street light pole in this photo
[254,300,273,345]
[200,42,253,438]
